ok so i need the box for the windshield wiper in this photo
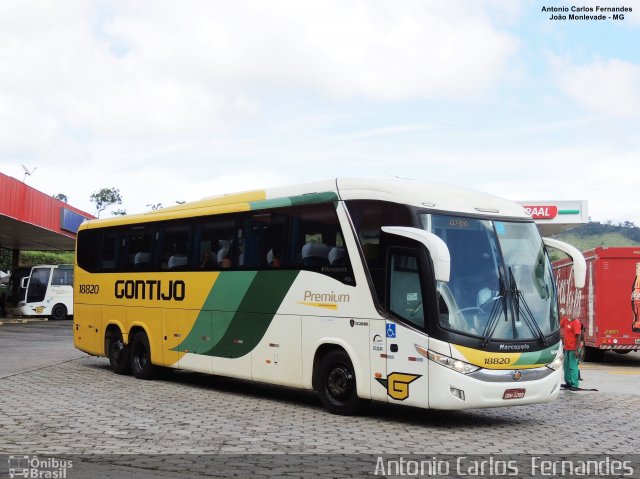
[507,267,548,347]
[481,277,507,347]
[481,268,548,347]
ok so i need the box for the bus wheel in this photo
[108,331,131,375]
[130,331,158,380]
[50,304,67,321]
[317,350,362,415]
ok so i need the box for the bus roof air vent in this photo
[475,207,499,214]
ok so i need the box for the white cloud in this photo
[554,57,640,118]
[0,1,519,145]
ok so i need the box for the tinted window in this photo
[389,252,424,329]
[238,212,286,269]
[197,215,236,270]
[75,202,354,284]
[346,200,413,303]
[27,268,51,303]
[52,268,73,286]
[288,203,354,284]
[125,226,155,272]
[161,222,192,270]
[76,229,100,272]
[101,230,122,272]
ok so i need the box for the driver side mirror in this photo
[21,276,29,289]
[381,226,451,282]
[542,237,586,289]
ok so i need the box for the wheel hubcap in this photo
[327,365,352,400]
[134,345,147,370]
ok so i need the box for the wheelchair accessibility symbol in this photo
[386,323,396,338]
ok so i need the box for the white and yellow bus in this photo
[74,178,585,414]
[8,264,74,320]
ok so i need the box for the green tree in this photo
[0,248,11,272]
[53,193,68,202]
[90,187,123,217]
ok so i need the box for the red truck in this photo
[553,246,640,361]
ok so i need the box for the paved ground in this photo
[0,320,84,376]
[1,321,639,478]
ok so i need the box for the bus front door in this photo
[382,320,429,408]
[382,249,429,408]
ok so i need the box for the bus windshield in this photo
[420,214,558,341]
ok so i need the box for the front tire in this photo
[50,304,67,321]
[129,331,158,380]
[107,331,131,375]
[316,350,363,415]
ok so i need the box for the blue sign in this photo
[61,208,89,233]
[386,323,396,339]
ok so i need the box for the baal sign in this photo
[523,205,558,220]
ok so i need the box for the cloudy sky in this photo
[1,0,638,224]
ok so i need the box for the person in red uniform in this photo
[560,315,581,391]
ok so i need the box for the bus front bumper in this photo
[428,363,562,410]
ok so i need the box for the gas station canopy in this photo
[516,200,588,237]
[0,172,94,251]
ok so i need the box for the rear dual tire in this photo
[129,331,159,380]
[107,331,131,375]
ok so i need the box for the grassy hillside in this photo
[552,222,640,251]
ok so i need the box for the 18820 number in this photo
[78,284,100,294]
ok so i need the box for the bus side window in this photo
[126,226,155,272]
[240,212,286,269]
[101,230,121,272]
[77,229,101,272]
[198,215,236,270]
[287,203,354,284]
[52,268,73,286]
[345,200,413,304]
[162,222,192,271]
[388,251,424,329]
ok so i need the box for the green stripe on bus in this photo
[175,270,300,358]
[207,270,299,358]
[173,271,257,353]
[512,344,557,366]
[204,271,257,312]
[249,192,338,211]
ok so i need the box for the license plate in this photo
[503,388,526,400]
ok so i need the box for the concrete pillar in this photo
[12,248,19,268]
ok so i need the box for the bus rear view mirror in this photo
[542,237,586,289]
[21,276,29,289]
[381,226,451,283]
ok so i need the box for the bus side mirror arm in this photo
[542,237,586,289]
[381,226,451,282]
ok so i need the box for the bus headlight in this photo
[415,345,480,375]
[546,348,563,371]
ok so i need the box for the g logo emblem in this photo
[376,372,421,400]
